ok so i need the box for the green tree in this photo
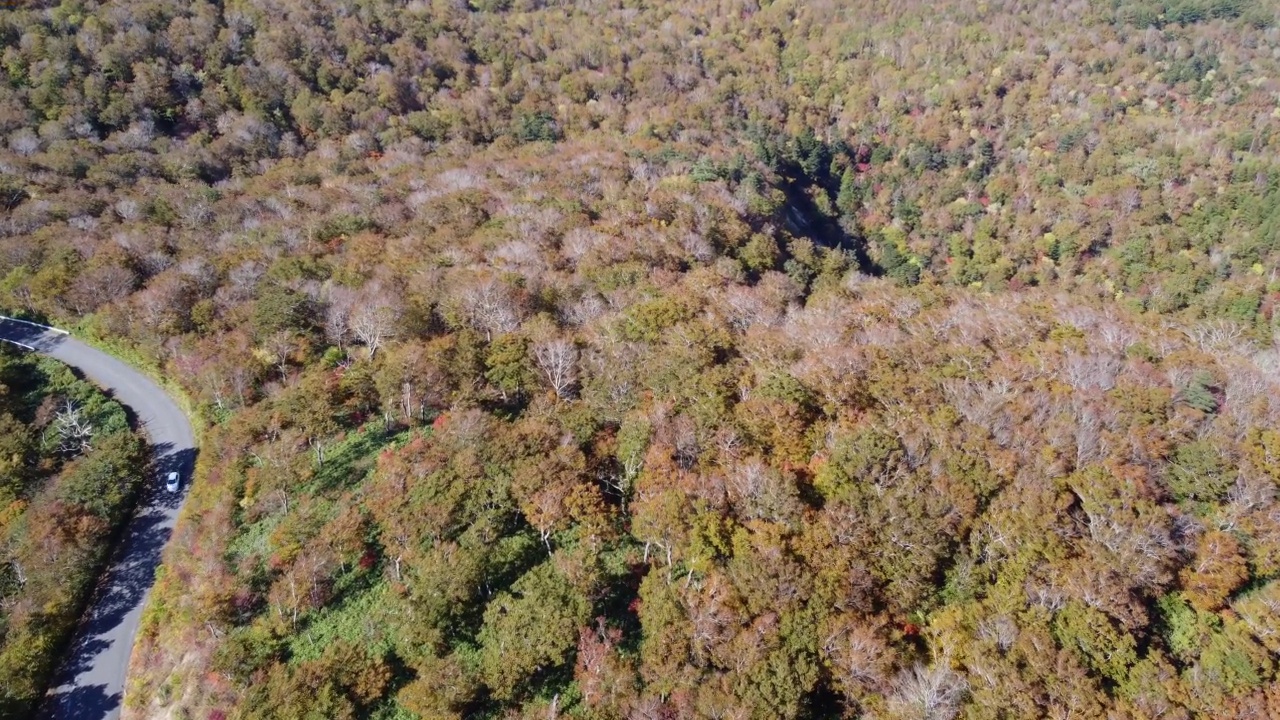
[836,167,860,216]
[1052,601,1138,683]
[252,285,314,340]
[485,334,536,402]
[813,427,904,503]
[1167,440,1235,504]
[477,560,591,699]
[58,431,145,520]
[1176,371,1218,413]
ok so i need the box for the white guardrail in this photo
[0,315,71,350]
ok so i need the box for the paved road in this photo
[0,317,196,720]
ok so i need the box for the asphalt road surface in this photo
[0,317,196,720]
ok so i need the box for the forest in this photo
[0,347,147,717]
[2,0,1280,717]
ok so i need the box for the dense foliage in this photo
[3,0,1280,717]
[0,348,146,718]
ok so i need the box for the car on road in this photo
[165,471,180,493]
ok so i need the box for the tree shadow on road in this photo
[41,511,170,718]
[42,444,199,719]
[43,683,121,720]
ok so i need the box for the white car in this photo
[165,471,180,493]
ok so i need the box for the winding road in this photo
[0,317,196,720]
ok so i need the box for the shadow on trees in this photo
[744,127,878,276]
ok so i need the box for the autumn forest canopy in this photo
[3,0,1280,717]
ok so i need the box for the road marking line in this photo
[0,314,71,334]
[0,338,35,350]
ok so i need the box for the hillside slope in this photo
[2,0,1280,718]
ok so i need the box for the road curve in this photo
[0,317,196,720]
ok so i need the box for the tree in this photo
[1233,581,1280,653]
[485,334,537,403]
[608,414,651,511]
[0,412,34,504]
[532,337,579,400]
[513,443,588,551]
[398,654,477,720]
[477,561,591,700]
[637,570,697,698]
[458,277,521,340]
[373,340,449,423]
[52,400,93,455]
[58,431,145,520]
[253,284,314,340]
[66,264,137,314]
[822,614,893,699]
[1180,530,1248,612]
[885,664,967,720]
[1176,370,1218,413]
[575,620,638,714]
[261,330,300,382]
[836,166,861,216]
[1167,440,1236,504]
[277,372,343,465]
[1051,601,1138,683]
[876,233,920,286]
[350,301,399,360]
[322,285,358,352]
[725,458,802,526]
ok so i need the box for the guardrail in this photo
[0,314,71,334]
[0,315,70,350]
